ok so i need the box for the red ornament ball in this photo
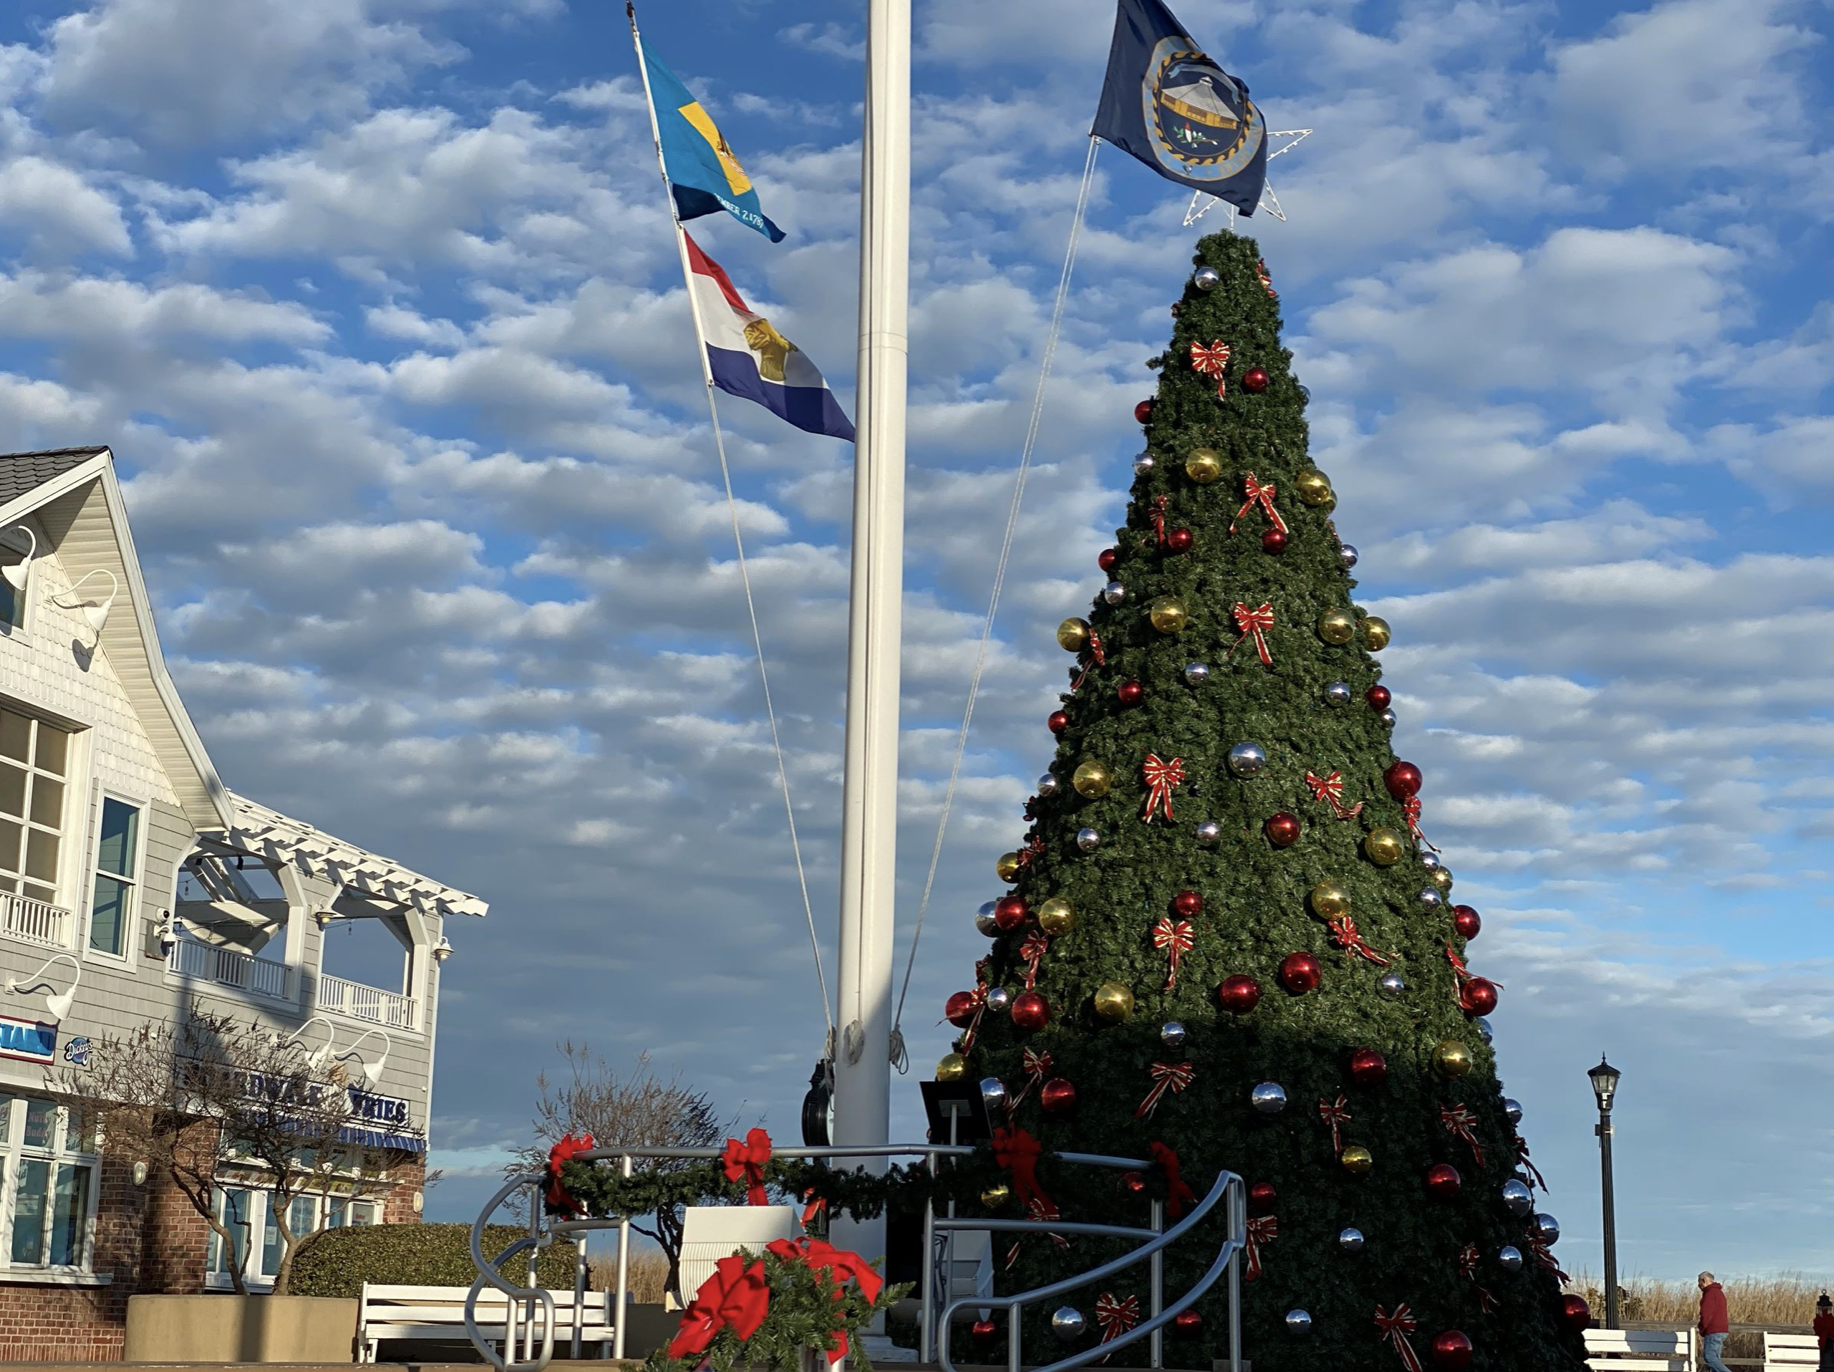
[1119,1170,1146,1196]
[1172,1309,1204,1336]
[1425,1163,1462,1199]
[1117,679,1145,707]
[1452,905,1481,939]
[993,896,1028,931]
[1010,989,1050,1030]
[944,991,980,1028]
[1166,526,1194,553]
[1098,547,1118,573]
[1366,685,1392,710]
[1242,367,1270,394]
[1384,761,1423,799]
[1040,1077,1078,1114]
[972,1319,999,1346]
[1278,951,1321,995]
[1048,710,1069,736]
[1135,399,1155,424]
[1261,528,1288,555]
[1248,1180,1277,1214]
[1562,1294,1593,1333]
[1173,889,1204,918]
[1217,974,1262,1015]
[1431,1330,1473,1372]
[1349,1048,1388,1087]
[1461,977,1499,1018]
[1264,812,1301,847]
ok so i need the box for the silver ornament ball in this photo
[1500,1179,1534,1217]
[1227,741,1268,777]
[1194,820,1222,848]
[1076,826,1101,853]
[1420,851,1444,873]
[1161,1020,1188,1051]
[1532,1213,1561,1245]
[1339,543,1359,570]
[980,1077,1008,1113]
[1419,887,1444,911]
[1380,708,1398,728]
[1103,580,1128,606]
[1184,662,1210,687]
[1338,1227,1365,1254]
[976,903,1001,937]
[1133,452,1156,477]
[1324,681,1353,707]
[1051,1307,1086,1342]
[1037,771,1059,798]
[1250,1081,1287,1115]
[1192,266,1221,292]
[1497,1245,1524,1274]
[1377,971,1408,996]
[1503,1097,1524,1126]
[985,986,1012,1013]
[1285,1310,1313,1337]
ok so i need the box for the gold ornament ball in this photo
[981,1183,1011,1209]
[1363,828,1406,867]
[936,1053,968,1083]
[1310,881,1352,919]
[1432,1040,1473,1079]
[1294,469,1334,506]
[1093,981,1135,1022]
[996,851,1022,883]
[1185,448,1224,485]
[1057,617,1092,653]
[1038,898,1077,935]
[1340,1144,1374,1175]
[1317,609,1356,645]
[1073,760,1113,799]
[1149,597,1189,634]
[1432,866,1455,892]
[1362,616,1392,651]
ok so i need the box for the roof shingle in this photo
[0,447,108,503]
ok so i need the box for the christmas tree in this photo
[942,233,1589,1372]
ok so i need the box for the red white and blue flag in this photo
[684,233,854,442]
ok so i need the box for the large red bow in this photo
[1013,1046,1054,1110]
[1152,917,1194,991]
[1514,1134,1547,1191]
[1440,1104,1486,1168]
[1135,1061,1194,1120]
[1375,1304,1423,1372]
[1228,602,1275,665]
[1142,754,1185,822]
[991,1125,1056,1220]
[1328,915,1393,966]
[1318,1095,1352,1156]
[1523,1227,1568,1283]
[666,1254,771,1360]
[1143,494,1170,549]
[1095,1291,1140,1361]
[1458,1243,1501,1316]
[765,1238,883,1363]
[1305,770,1364,819]
[1149,1141,1195,1221]
[1256,259,1277,300]
[1072,632,1106,691]
[545,1132,594,1217]
[722,1127,772,1206]
[1402,794,1440,852]
[1244,1215,1276,1281]
[1020,931,1050,990]
[1229,474,1288,537]
[1190,340,1232,396]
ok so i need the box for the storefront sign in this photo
[0,1014,56,1065]
[63,1036,91,1068]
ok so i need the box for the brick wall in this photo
[0,1155,141,1362]
[381,1152,428,1225]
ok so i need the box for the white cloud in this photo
[0,155,131,255]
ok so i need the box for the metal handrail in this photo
[465,1175,558,1372]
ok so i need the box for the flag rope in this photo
[629,0,833,1049]
[889,135,1102,1070]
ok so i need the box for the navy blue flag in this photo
[1091,0,1268,214]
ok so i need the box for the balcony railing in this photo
[167,939,291,1001]
[0,893,74,949]
[318,973,418,1030]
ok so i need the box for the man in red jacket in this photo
[1698,1272,1731,1372]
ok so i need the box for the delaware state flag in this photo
[642,37,785,243]
[686,233,854,442]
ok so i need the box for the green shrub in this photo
[290,1223,582,1298]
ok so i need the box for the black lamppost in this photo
[1588,1056,1622,1329]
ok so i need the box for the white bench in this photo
[934,1228,993,1320]
[670,1205,801,1310]
[1764,1332,1820,1371]
[357,1282,614,1363]
[1584,1329,1694,1372]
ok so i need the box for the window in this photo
[0,530,29,633]
[0,710,68,912]
[88,796,140,956]
[206,1186,380,1288]
[0,1093,98,1272]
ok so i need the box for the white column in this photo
[830,0,910,1277]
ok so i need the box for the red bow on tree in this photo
[722,1128,772,1206]
[1243,1215,1276,1281]
[1190,340,1233,396]
[545,1133,595,1218]
[1305,770,1364,819]
[1514,1134,1547,1191]
[1149,1141,1195,1221]
[1402,794,1440,852]
[1095,1291,1140,1361]
[765,1238,884,1364]
[1458,1243,1501,1316]
[1375,1304,1423,1372]
[1071,632,1106,691]
[991,1125,1057,1221]
[1328,915,1393,966]
[1523,1226,1568,1283]
[1012,1046,1054,1110]
[1135,1061,1194,1120]
[1142,754,1185,822]
[1256,259,1277,300]
[666,1254,771,1360]
[1440,1104,1486,1168]
[1228,602,1276,665]
[1318,1095,1352,1156]
[1152,917,1195,991]
[1143,494,1170,548]
[1229,474,1288,536]
[1020,931,1050,990]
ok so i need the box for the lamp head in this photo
[1,526,35,592]
[1587,1054,1621,1113]
[431,935,453,964]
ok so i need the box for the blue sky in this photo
[1,0,1831,1288]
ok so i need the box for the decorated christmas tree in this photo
[942,232,1590,1372]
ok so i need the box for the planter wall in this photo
[124,1294,359,1363]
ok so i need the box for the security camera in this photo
[155,911,180,958]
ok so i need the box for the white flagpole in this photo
[829,0,909,1280]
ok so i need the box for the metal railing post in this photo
[1149,1198,1164,1369]
[614,1154,633,1360]
[572,1236,586,1359]
[1226,1182,1241,1372]
[1008,1298,1022,1372]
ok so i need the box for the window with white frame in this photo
[0,527,30,633]
[88,796,141,957]
[205,1185,378,1288]
[0,709,70,913]
[0,1093,98,1272]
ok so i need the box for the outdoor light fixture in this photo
[4,953,81,1022]
[1588,1055,1622,1329]
[278,1015,339,1070]
[50,567,118,645]
[155,909,183,959]
[131,1161,149,1186]
[2,526,36,591]
[336,1028,392,1087]
[431,934,453,963]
